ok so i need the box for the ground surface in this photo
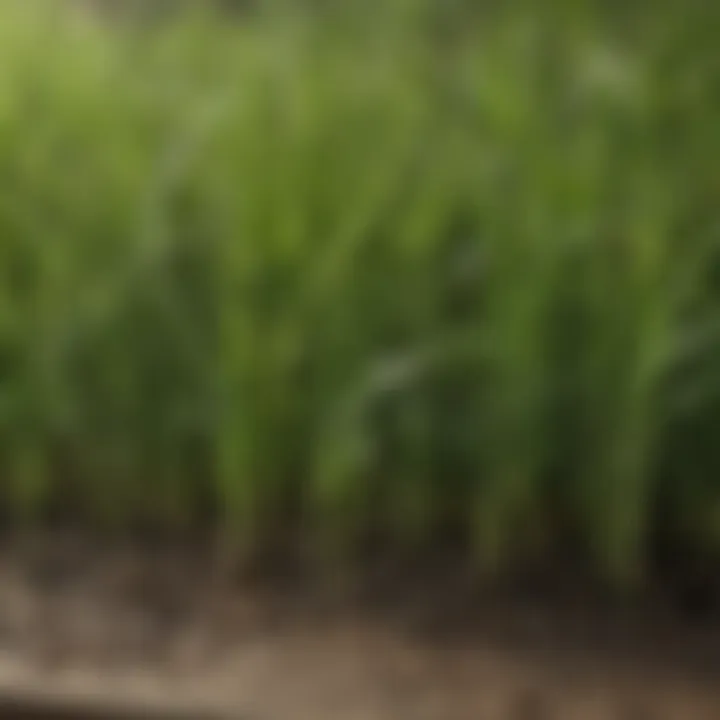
[0,534,718,720]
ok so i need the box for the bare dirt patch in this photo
[0,533,718,720]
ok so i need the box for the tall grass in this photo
[0,0,719,583]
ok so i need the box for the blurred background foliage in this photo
[0,0,719,586]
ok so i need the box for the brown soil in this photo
[0,533,718,720]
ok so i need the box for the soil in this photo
[0,533,719,719]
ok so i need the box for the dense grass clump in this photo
[1,0,719,584]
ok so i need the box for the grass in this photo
[0,0,719,585]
